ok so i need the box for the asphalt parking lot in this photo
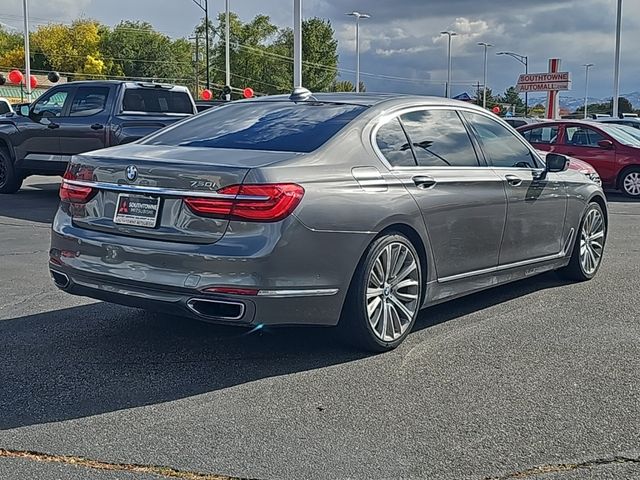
[1,176,639,480]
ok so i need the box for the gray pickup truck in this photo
[0,80,197,193]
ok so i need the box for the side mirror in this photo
[597,139,614,149]
[546,153,569,173]
[19,105,30,117]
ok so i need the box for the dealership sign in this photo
[516,72,571,92]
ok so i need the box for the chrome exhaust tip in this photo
[186,298,245,320]
[50,270,70,289]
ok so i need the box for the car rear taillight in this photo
[59,171,97,204]
[184,183,304,222]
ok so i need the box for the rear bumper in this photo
[50,208,374,326]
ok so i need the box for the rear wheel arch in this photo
[0,136,15,162]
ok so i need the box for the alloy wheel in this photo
[579,207,605,275]
[622,171,640,197]
[366,242,420,342]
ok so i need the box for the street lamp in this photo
[225,0,230,100]
[497,51,529,116]
[441,31,457,98]
[583,63,594,119]
[191,0,210,90]
[346,11,370,93]
[478,42,492,109]
[612,0,622,117]
[22,0,31,101]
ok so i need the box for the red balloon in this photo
[492,106,501,114]
[8,69,23,85]
[243,87,254,99]
[201,89,213,101]
[30,75,38,89]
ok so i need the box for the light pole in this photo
[478,42,492,108]
[191,0,210,90]
[441,31,457,98]
[22,0,31,101]
[497,51,529,116]
[583,63,594,119]
[346,12,370,93]
[293,0,302,88]
[612,0,622,117]
[225,0,230,100]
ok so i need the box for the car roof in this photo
[244,92,484,108]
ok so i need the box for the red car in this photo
[518,120,640,197]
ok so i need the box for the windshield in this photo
[609,124,640,143]
[598,124,640,147]
[143,101,368,153]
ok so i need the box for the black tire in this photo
[619,167,640,198]
[339,233,422,352]
[557,202,606,281]
[0,150,23,194]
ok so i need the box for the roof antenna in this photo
[289,86,316,102]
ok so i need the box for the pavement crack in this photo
[482,454,640,479]
[0,448,256,480]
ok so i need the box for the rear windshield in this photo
[122,88,193,114]
[143,101,367,152]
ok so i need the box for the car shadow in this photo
[0,272,569,431]
[604,191,640,203]
[0,182,60,224]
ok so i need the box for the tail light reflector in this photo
[203,287,259,296]
[185,183,304,222]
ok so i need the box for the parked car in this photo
[503,117,547,128]
[50,93,607,351]
[518,120,640,197]
[0,80,197,193]
[0,97,13,115]
[594,116,640,130]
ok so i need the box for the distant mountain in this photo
[527,92,640,111]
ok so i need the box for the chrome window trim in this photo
[63,179,269,200]
[369,104,544,171]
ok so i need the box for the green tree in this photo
[331,80,366,92]
[271,18,339,93]
[0,26,24,68]
[498,86,526,114]
[101,21,192,83]
[473,86,499,108]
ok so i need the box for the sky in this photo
[1,0,638,101]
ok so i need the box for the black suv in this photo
[0,81,196,193]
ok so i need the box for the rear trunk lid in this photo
[65,144,303,244]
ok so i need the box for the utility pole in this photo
[478,42,492,109]
[22,0,31,101]
[189,34,201,94]
[191,0,210,90]
[441,31,457,98]
[225,0,230,100]
[346,12,370,93]
[612,0,622,117]
[293,0,302,88]
[583,63,594,119]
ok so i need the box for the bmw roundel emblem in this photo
[125,165,138,182]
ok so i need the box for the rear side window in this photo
[0,101,10,115]
[522,126,559,144]
[144,102,367,153]
[122,89,193,114]
[376,118,415,167]
[464,112,537,168]
[400,109,479,167]
[70,87,109,117]
[564,126,605,147]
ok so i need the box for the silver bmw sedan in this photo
[50,92,607,351]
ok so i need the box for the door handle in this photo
[412,175,437,189]
[505,174,523,187]
[91,123,104,130]
[47,122,60,129]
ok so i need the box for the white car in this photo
[0,97,14,115]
